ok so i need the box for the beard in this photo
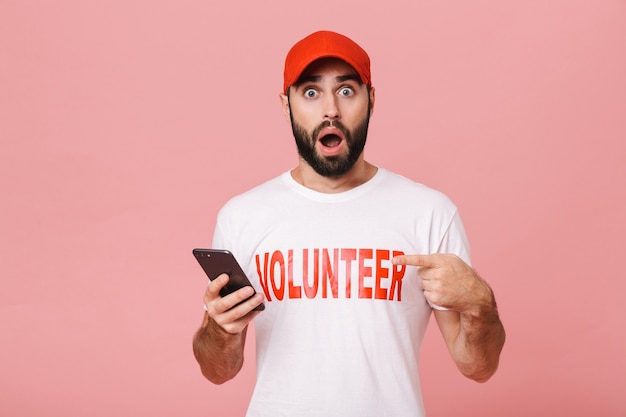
[289,110,370,178]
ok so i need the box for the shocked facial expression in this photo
[283,58,374,178]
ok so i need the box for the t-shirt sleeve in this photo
[211,220,227,249]
[211,205,235,251]
[429,209,472,310]
[437,209,471,265]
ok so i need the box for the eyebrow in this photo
[294,73,362,87]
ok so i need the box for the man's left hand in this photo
[392,253,494,315]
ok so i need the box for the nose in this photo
[323,94,340,121]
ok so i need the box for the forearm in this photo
[192,313,248,384]
[447,300,505,382]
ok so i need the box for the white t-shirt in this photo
[212,167,471,417]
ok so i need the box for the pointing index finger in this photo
[392,254,438,268]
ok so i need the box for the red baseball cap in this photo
[283,30,371,94]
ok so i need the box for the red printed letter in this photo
[322,248,339,298]
[269,250,285,300]
[303,249,319,298]
[256,253,272,301]
[287,249,301,299]
[374,249,390,300]
[341,249,357,298]
[389,250,405,301]
[358,248,373,299]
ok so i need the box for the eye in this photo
[338,87,354,97]
[304,88,318,98]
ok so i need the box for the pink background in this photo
[1,1,625,416]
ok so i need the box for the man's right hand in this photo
[193,273,264,384]
[202,273,265,335]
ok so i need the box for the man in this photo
[193,30,505,417]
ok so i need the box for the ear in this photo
[279,92,290,121]
[368,86,376,117]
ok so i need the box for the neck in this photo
[290,158,378,194]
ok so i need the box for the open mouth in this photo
[319,134,342,148]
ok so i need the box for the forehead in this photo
[298,58,360,82]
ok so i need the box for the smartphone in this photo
[192,248,264,311]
